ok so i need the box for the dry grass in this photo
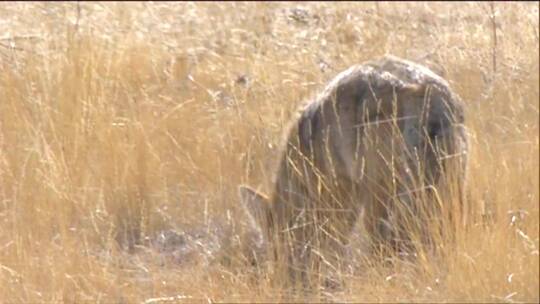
[0,2,537,303]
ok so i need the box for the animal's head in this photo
[238,185,272,243]
[238,184,307,265]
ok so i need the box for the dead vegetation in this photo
[0,2,537,303]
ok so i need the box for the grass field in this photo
[0,2,538,303]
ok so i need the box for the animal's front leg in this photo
[363,198,395,255]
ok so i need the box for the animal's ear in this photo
[238,185,270,228]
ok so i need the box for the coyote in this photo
[239,55,468,286]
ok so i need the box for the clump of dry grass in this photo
[0,2,537,303]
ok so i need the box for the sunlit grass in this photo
[0,2,537,302]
